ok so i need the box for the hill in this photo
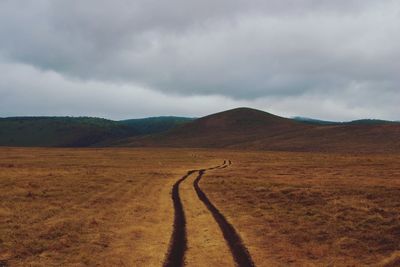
[292,117,339,125]
[119,116,195,135]
[114,108,400,152]
[1,108,399,152]
[293,116,400,126]
[0,117,132,147]
[0,116,195,147]
[111,108,311,148]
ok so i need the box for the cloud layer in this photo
[0,0,399,120]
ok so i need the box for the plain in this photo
[0,148,399,266]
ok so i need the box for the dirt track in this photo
[163,160,255,267]
[162,170,195,267]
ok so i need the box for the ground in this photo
[201,151,400,266]
[0,148,399,266]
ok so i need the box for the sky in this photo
[0,0,399,121]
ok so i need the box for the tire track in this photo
[163,159,255,267]
[194,162,256,267]
[163,170,196,267]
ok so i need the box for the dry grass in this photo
[0,147,219,267]
[201,151,400,266]
[180,170,235,267]
[1,148,399,266]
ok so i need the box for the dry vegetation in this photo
[0,148,219,266]
[201,151,400,266]
[1,148,399,266]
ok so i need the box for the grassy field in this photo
[201,151,400,266]
[0,148,220,266]
[1,148,399,266]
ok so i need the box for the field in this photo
[0,148,221,266]
[201,151,400,266]
[1,148,400,266]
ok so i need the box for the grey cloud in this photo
[0,62,245,119]
[0,0,399,120]
[1,61,398,121]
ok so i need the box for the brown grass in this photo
[200,151,400,266]
[0,147,219,266]
[1,148,399,266]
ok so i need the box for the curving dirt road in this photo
[163,160,255,267]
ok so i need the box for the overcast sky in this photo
[0,0,399,120]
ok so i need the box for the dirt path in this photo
[163,160,255,267]
[162,170,195,267]
[180,166,234,266]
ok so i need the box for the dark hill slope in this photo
[293,116,400,126]
[0,116,194,147]
[0,117,134,147]
[233,123,400,152]
[114,108,400,153]
[119,116,195,135]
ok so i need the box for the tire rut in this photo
[163,160,255,267]
[194,162,256,267]
[163,170,196,267]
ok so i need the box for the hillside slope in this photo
[0,116,195,147]
[1,109,399,151]
[119,116,195,135]
[0,117,134,147]
[293,116,400,126]
[112,108,311,148]
[114,108,400,152]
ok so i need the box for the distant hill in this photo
[1,109,399,152]
[293,116,400,126]
[346,119,400,125]
[113,108,400,153]
[111,108,311,148]
[0,116,194,147]
[0,117,133,147]
[119,116,195,135]
[292,117,339,125]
